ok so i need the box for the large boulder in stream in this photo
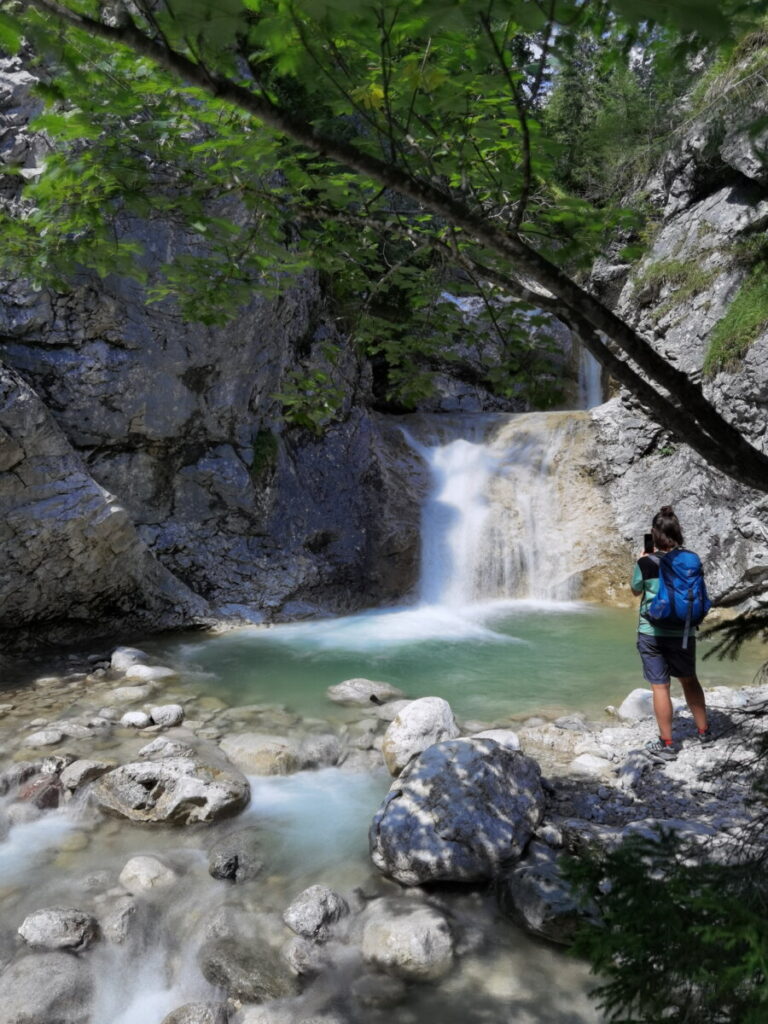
[0,951,94,1024]
[92,754,249,824]
[370,738,544,885]
[381,696,460,775]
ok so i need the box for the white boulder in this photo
[326,678,405,706]
[150,704,185,727]
[382,696,460,776]
[119,855,177,892]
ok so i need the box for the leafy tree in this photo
[2,0,768,490]
[566,828,768,1023]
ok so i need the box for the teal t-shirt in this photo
[631,556,686,638]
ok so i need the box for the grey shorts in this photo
[637,633,696,686]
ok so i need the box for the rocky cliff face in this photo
[0,58,428,650]
[589,84,768,608]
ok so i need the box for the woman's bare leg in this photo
[651,684,674,742]
[678,675,708,732]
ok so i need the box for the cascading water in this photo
[402,412,591,608]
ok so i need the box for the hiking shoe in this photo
[697,728,715,746]
[644,738,678,762]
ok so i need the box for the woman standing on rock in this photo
[630,505,713,762]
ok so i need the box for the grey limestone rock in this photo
[370,738,545,885]
[219,733,301,775]
[326,678,406,706]
[498,841,597,944]
[161,1004,229,1024]
[208,826,265,882]
[17,907,98,952]
[119,855,177,892]
[382,696,460,776]
[92,754,250,824]
[60,759,113,791]
[282,885,349,942]
[150,703,185,727]
[0,951,93,1024]
[198,937,297,1003]
[361,897,454,981]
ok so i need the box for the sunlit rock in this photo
[361,897,454,981]
[382,696,460,776]
[18,907,98,951]
[370,738,544,885]
[326,678,405,706]
[471,728,520,750]
[92,754,250,824]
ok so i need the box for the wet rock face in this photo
[370,738,545,885]
[0,58,427,648]
[92,754,250,824]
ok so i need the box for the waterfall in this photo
[578,348,603,409]
[402,412,592,607]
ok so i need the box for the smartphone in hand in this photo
[643,532,654,554]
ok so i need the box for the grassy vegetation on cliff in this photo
[704,262,768,373]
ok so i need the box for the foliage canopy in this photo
[1,0,768,484]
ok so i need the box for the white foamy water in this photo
[577,344,603,410]
[0,809,77,884]
[402,412,591,609]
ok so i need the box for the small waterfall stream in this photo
[402,412,591,609]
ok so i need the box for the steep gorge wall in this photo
[589,90,768,608]
[0,58,428,650]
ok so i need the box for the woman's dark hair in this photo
[652,505,684,551]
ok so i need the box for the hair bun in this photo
[659,505,675,516]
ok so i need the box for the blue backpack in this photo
[646,549,712,649]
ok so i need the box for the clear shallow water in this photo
[154,601,766,723]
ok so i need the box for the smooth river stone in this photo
[18,907,98,951]
[219,733,301,775]
[361,897,454,981]
[123,664,179,683]
[119,855,177,892]
[111,646,150,672]
[325,678,405,706]
[282,884,349,941]
[382,696,460,776]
